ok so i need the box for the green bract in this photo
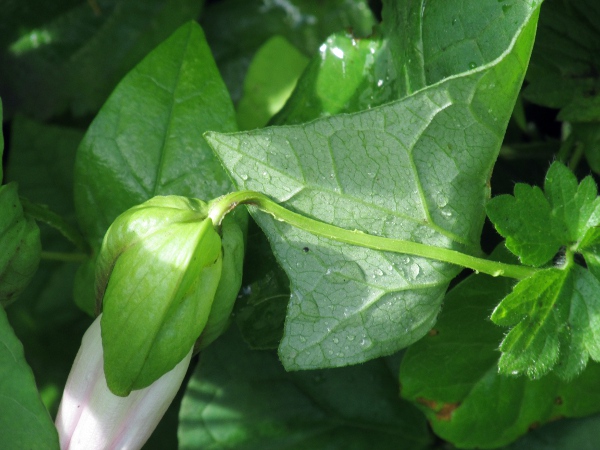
[96,195,243,397]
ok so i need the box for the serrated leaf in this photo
[400,247,600,448]
[486,184,561,266]
[0,306,60,449]
[74,21,238,249]
[179,327,432,450]
[0,0,203,119]
[544,162,600,247]
[207,0,542,370]
[492,265,600,379]
[487,161,600,265]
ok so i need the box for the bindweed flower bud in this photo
[95,195,244,396]
[55,314,192,450]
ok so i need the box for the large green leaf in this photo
[74,21,238,249]
[0,306,60,449]
[207,0,542,370]
[400,247,600,448]
[178,327,432,450]
[0,0,202,119]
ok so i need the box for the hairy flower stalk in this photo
[55,314,192,450]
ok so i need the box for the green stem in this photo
[41,251,88,263]
[209,191,537,280]
[20,197,90,254]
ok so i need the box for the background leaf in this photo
[3,117,90,418]
[523,0,600,122]
[0,0,203,119]
[74,21,238,249]
[207,0,542,370]
[236,36,309,130]
[178,327,432,450]
[400,247,600,448]
[201,0,376,104]
[0,306,60,449]
[504,413,600,450]
[0,112,42,307]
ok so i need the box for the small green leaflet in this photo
[486,161,600,266]
[400,246,600,448]
[492,266,600,379]
[487,162,600,379]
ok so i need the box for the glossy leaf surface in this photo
[74,21,238,249]
[201,0,376,103]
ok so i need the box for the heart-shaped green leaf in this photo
[207,0,542,370]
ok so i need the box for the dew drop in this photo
[240,174,248,181]
[333,337,339,344]
[468,61,477,69]
[410,263,420,279]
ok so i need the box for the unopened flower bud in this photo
[96,196,223,396]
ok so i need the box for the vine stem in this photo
[41,251,88,263]
[208,191,537,280]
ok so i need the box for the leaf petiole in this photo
[41,251,88,263]
[209,191,538,280]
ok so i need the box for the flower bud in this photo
[55,314,191,450]
[196,210,246,349]
[96,196,223,396]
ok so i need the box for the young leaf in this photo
[271,31,394,125]
[236,36,309,130]
[492,265,600,379]
[400,247,600,448]
[201,0,376,103]
[179,327,432,450]
[0,0,203,119]
[207,0,542,370]
[486,161,600,266]
[74,21,238,249]
[485,184,561,266]
[0,306,60,448]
